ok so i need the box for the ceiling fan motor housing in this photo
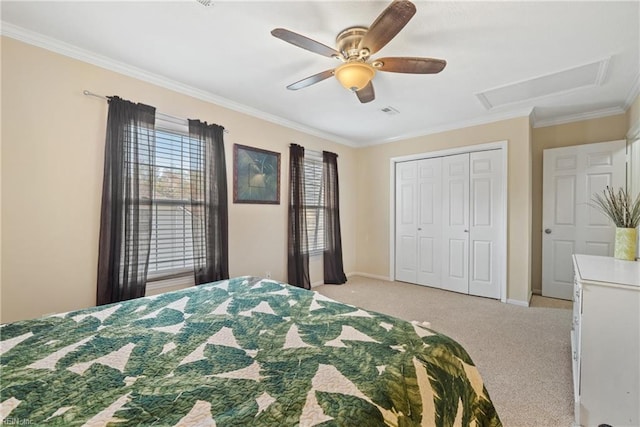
[336,26,370,60]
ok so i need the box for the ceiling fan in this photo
[271,0,446,104]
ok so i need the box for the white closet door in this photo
[441,153,470,294]
[469,150,503,299]
[417,157,442,287]
[395,161,418,283]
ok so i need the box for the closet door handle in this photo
[417,228,422,231]
[464,229,469,233]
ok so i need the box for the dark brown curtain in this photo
[288,144,310,289]
[97,96,156,305]
[188,120,229,285]
[322,151,347,284]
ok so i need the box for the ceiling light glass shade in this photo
[335,62,376,92]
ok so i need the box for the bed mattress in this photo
[1,276,501,426]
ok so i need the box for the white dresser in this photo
[572,254,640,427]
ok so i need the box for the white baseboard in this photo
[311,272,391,287]
[506,299,529,307]
[347,272,392,282]
[506,291,533,307]
[310,280,324,288]
[330,273,533,308]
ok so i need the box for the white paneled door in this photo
[469,150,503,299]
[395,161,418,283]
[441,154,470,294]
[417,158,443,287]
[542,140,626,300]
[395,158,443,286]
[396,149,503,299]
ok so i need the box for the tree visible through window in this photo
[304,151,324,254]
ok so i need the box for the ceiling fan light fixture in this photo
[335,62,376,92]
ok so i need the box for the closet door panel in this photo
[441,153,470,294]
[469,150,502,298]
[395,161,418,283]
[417,157,442,287]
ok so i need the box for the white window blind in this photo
[147,122,202,278]
[304,151,325,254]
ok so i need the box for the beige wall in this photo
[355,116,533,303]
[629,94,640,135]
[530,114,629,293]
[629,94,640,196]
[0,37,357,322]
[2,35,637,322]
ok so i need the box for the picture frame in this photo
[233,144,281,204]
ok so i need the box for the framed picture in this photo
[233,144,281,204]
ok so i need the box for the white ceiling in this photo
[2,1,639,147]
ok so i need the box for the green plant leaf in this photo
[590,186,640,228]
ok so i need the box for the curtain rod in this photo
[83,90,229,133]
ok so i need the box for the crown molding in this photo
[3,22,637,149]
[529,106,540,125]
[628,120,640,140]
[624,72,640,111]
[625,73,640,139]
[365,107,535,146]
[0,22,356,147]
[532,105,627,129]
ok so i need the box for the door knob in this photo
[417,228,422,231]
[545,228,552,234]
[464,229,469,233]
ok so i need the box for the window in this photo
[147,120,202,279]
[304,151,325,254]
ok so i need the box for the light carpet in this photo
[314,276,574,427]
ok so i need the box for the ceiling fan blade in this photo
[286,69,335,90]
[359,0,416,55]
[356,82,375,103]
[375,57,447,74]
[271,28,341,58]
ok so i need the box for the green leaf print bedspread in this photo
[1,276,501,426]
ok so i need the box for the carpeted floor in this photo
[314,276,574,427]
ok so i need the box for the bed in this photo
[1,276,501,426]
